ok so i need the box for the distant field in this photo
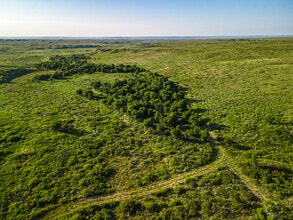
[0,38,292,219]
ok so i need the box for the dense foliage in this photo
[93,73,209,142]
[33,54,145,81]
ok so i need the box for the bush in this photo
[117,200,142,217]
[76,89,83,95]
[51,120,74,133]
[84,90,94,100]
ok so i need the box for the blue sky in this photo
[0,0,292,36]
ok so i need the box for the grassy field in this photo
[0,38,292,219]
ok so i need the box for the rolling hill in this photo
[0,38,292,219]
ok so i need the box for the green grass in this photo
[0,38,292,219]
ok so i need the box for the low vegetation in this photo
[0,38,292,219]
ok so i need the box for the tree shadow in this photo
[0,68,35,83]
[187,98,225,132]
[222,138,251,151]
[187,98,205,103]
[61,128,87,137]
[207,123,226,131]
[0,150,12,162]
[52,121,87,137]
[193,108,207,114]
[259,164,292,174]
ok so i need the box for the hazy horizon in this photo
[1,35,293,40]
[0,0,292,37]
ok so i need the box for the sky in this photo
[0,0,292,37]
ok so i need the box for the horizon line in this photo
[1,34,293,40]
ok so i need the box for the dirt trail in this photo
[44,134,282,219]
[46,156,224,219]
[82,158,222,205]
[219,146,270,201]
[208,133,271,202]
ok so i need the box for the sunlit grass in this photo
[0,38,292,219]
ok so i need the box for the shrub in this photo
[84,90,94,100]
[76,89,83,95]
[117,200,142,217]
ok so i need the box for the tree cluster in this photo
[93,73,208,142]
[95,63,145,74]
[33,54,145,82]
[36,54,89,71]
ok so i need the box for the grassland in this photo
[0,38,292,219]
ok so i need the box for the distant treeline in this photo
[54,45,98,49]
[33,54,145,81]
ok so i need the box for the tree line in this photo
[33,54,145,82]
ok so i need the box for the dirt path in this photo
[219,146,270,202]
[83,157,223,204]
[45,155,224,219]
[44,134,282,219]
